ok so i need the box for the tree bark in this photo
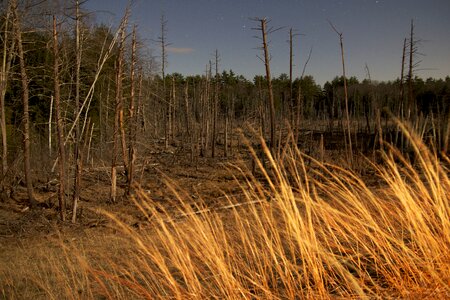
[330,22,352,165]
[289,28,294,127]
[260,19,276,151]
[53,16,66,221]
[111,24,127,202]
[407,19,415,119]
[12,0,36,206]
[127,25,137,195]
[72,0,82,223]
[212,50,219,158]
[399,38,407,120]
[0,4,15,177]
[159,15,170,149]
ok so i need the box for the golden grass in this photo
[1,125,449,299]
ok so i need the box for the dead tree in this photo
[364,64,372,134]
[395,38,408,151]
[200,63,211,157]
[407,19,419,120]
[288,28,302,128]
[12,0,36,206]
[329,21,352,165]
[119,49,129,180]
[170,75,175,143]
[253,18,277,151]
[183,79,192,154]
[52,16,66,220]
[294,44,312,143]
[72,0,82,223]
[111,19,128,202]
[289,28,294,126]
[127,25,137,195]
[399,38,407,119]
[157,15,171,148]
[224,98,229,158]
[136,68,144,133]
[212,49,219,158]
[0,3,15,177]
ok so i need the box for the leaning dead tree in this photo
[12,0,36,206]
[295,46,313,143]
[253,18,278,151]
[329,21,352,165]
[52,16,66,221]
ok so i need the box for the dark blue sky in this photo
[85,0,450,85]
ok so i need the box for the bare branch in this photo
[300,46,313,79]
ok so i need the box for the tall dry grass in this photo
[1,124,449,299]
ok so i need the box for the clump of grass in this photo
[2,125,449,299]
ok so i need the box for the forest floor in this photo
[0,139,253,240]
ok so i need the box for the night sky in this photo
[84,0,450,86]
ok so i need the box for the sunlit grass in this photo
[1,125,449,299]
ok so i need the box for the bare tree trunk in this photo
[53,16,66,221]
[127,25,137,195]
[259,19,276,151]
[184,80,191,138]
[295,45,312,143]
[295,82,302,143]
[0,3,15,177]
[159,15,169,149]
[200,63,211,157]
[111,24,127,202]
[212,50,219,158]
[12,0,36,206]
[48,95,53,157]
[257,78,265,138]
[137,68,144,134]
[330,22,352,165]
[230,94,234,156]
[72,0,82,222]
[111,109,118,203]
[86,122,94,166]
[407,19,415,120]
[399,38,407,119]
[104,79,111,146]
[119,84,129,178]
[289,28,294,128]
[170,76,175,144]
[340,34,352,164]
[364,64,372,134]
[396,39,407,152]
[183,80,192,156]
[224,107,228,157]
